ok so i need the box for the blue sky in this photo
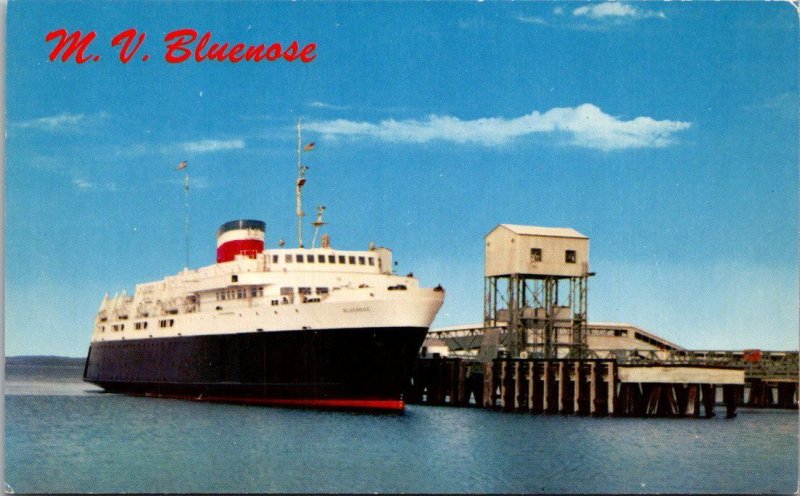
[5,1,798,356]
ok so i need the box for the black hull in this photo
[84,326,428,410]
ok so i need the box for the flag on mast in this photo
[303,142,315,152]
[176,160,188,170]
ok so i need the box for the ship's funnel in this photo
[216,219,266,263]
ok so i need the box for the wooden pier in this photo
[405,356,783,418]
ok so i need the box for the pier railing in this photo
[427,325,798,382]
[586,349,799,381]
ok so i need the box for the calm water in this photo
[5,363,798,494]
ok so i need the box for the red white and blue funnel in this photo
[216,220,265,263]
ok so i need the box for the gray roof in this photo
[489,224,588,239]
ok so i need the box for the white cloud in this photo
[71,178,119,192]
[308,101,350,110]
[178,139,245,153]
[72,178,93,190]
[747,91,799,120]
[573,2,666,20]
[305,104,691,151]
[15,111,109,132]
[516,15,548,26]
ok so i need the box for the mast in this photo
[175,160,190,269]
[296,118,307,248]
[184,168,190,268]
[311,205,327,248]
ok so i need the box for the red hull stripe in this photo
[143,393,405,411]
[216,239,264,263]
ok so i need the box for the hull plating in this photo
[84,326,428,410]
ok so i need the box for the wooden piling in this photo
[723,384,738,418]
[455,361,468,405]
[777,382,798,409]
[645,384,661,416]
[685,384,699,417]
[502,360,516,411]
[531,362,544,413]
[702,384,716,418]
[482,362,493,408]
[606,361,616,416]
[589,362,597,415]
[513,361,523,411]
[526,361,536,413]
[557,362,566,413]
[576,363,591,415]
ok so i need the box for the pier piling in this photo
[407,356,764,418]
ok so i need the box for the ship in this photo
[82,121,445,411]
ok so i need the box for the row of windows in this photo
[102,319,162,333]
[530,248,577,264]
[280,287,329,296]
[216,287,265,301]
[274,253,375,266]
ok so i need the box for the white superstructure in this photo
[92,246,445,343]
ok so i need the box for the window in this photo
[349,256,356,264]
[280,287,294,295]
[368,257,374,266]
[285,254,293,263]
[308,255,315,263]
[258,287,264,297]
[530,248,542,262]
[329,255,336,263]
[318,255,326,263]
[338,255,346,264]
[298,287,312,295]
[565,250,576,264]
[358,256,365,265]
[272,255,278,263]
[251,287,258,297]
[296,254,304,263]
[232,275,238,283]
[316,287,329,295]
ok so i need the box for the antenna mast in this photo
[311,205,327,248]
[175,160,190,269]
[184,168,190,268]
[296,118,307,248]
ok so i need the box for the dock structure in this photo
[408,223,797,416]
[407,356,749,418]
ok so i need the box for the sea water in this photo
[5,362,798,494]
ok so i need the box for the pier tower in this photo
[484,224,592,359]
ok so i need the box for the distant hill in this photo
[5,356,86,366]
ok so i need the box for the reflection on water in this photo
[5,363,102,396]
